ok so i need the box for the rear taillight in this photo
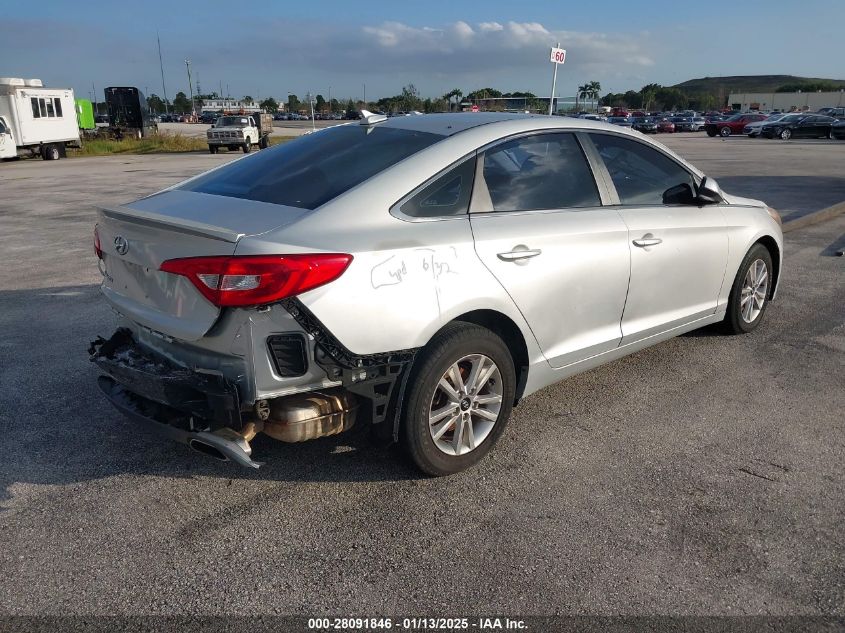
[159,254,353,307]
[94,226,103,259]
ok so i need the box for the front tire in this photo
[723,244,773,334]
[242,137,251,153]
[720,126,731,137]
[401,323,516,476]
[208,145,217,154]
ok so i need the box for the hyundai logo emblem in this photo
[114,236,129,256]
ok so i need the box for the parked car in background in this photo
[705,113,767,137]
[630,117,658,133]
[90,113,783,475]
[691,116,706,131]
[670,116,695,132]
[817,107,845,118]
[656,118,675,133]
[760,114,837,140]
[607,116,632,127]
[743,113,789,138]
[831,119,845,140]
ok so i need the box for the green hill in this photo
[673,75,845,94]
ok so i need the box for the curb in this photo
[782,201,845,233]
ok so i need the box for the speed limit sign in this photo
[550,47,566,64]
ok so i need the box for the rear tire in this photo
[780,129,792,140]
[41,144,60,160]
[722,243,774,334]
[401,322,515,476]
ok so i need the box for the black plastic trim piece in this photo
[280,298,418,438]
[89,328,242,431]
[266,333,308,377]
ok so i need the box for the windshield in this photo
[181,125,443,210]
[217,116,250,127]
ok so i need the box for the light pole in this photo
[185,59,194,117]
[306,92,316,131]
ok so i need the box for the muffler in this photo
[262,388,358,443]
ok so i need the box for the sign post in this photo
[548,43,565,115]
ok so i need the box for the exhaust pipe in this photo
[97,376,262,469]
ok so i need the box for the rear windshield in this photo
[181,125,443,209]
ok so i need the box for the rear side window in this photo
[398,157,476,218]
[181,125,443,210]
[31,97,40,118]
[477,133,600,212]
[589,133,696,206]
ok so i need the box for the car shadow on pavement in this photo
[0,284,422,506]
[717,175,845,221]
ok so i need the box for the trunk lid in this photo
[97,190,309,341]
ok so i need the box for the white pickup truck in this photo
[206,113,272,153]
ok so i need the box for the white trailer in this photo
[0,78,81,161]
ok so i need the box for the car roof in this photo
[373,111,653,137]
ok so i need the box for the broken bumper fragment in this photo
[90,329,261,468]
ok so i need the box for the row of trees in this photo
[599,83,721,112]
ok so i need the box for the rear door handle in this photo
[632,234,663,248]
[497,248,542,262]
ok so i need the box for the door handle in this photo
[632,234,663,248]
[497,248,542,262]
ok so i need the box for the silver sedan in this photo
[91,112,783,475]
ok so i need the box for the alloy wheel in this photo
[428,354,503,456]
[740,259,769,323]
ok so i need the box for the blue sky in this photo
[3,0,843,103]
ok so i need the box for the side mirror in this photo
[697,176,724,205]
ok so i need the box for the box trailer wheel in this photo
[41,143,62,160]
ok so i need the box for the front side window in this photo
[31,97,40,118]
[181,125,443,210]
[476,133,600,212]
[398,157,476,218]
[589,133,696,206]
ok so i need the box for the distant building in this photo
[200,98,263,113]
[728,90,845,112]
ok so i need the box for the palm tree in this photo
[587,81,602,112]
[577,84,590,112]
[442,89,463,112]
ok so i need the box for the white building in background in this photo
[728,90,845,112]
[200,98,263,113]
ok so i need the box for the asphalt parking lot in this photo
[0,136,843,619]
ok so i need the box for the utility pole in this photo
[92,82,97,115]
[363,83,366,105]
[185,59,194,116]
[157,31,169,114]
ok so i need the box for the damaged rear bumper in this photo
[90,329,261,468]
[97,376,261,468]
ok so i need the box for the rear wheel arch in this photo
[440,310,530,404]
